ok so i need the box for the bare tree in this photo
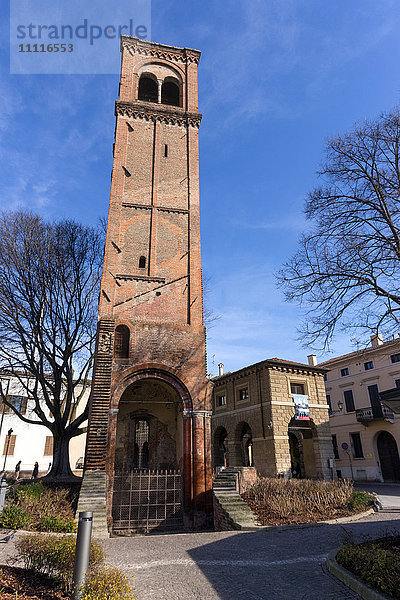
[277,107,400,349]
[0,211,103,480]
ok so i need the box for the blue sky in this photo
[1,0,400,374]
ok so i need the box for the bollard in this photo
[72,511,93,600]
[0,477,7,513]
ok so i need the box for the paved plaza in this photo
[102,505,400,600]
[1,489,399,600]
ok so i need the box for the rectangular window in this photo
[343,389,355,412]
[217,395,226,407]
[3,395,28,415]
[326,394,332,416]
[44,436,54,456]
[340,367,349,377]
[332,434,339,459]
[3,434,16,456]
[364,361,374,371]
[350,432,364,459]
[238,388,249,401]
[164,144,168,157]
[290,383,305,395]
[395,379,400,389]
[391,353,400,363]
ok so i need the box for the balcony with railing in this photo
[356,403,394,424]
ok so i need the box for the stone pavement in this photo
[0,509,398,599]
[101,508,400,600]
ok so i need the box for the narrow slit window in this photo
[139,256,146,269]
[164,144,168,157]
[114,325,130,359]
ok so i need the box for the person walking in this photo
[15,460,21,480]
[31,461,39,480]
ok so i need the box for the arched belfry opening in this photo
[161,79,180,106]
[138,74,158,103]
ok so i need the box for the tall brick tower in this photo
[78,37,212,535]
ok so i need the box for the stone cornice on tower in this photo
[121,35,201,64]
[115,100,202,128]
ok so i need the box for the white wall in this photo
[0,376,88,475]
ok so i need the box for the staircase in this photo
[213,467,260,530]
[76,470,109,539]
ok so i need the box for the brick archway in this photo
[106,367,198,527]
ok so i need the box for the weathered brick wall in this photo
[84,37,213,530]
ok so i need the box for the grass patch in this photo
[242,477,374,525]
[336,535,400,599]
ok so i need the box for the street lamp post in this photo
[2,428,13,473]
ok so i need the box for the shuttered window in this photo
[44,436,54,456]
[344,389,355,412]
[3,434,16,455]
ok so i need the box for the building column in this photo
[192,410,213,526]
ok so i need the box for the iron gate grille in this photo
[112,469,182,533]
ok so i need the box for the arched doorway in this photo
[288,432,302,478]
[238,423,253,467]
[213,426,228,468]
[288,418,317,478]
[112,376,186,533]
[377,431,400,482]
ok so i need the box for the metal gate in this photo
[112,469,183,533]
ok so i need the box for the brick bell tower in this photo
[78,37,212,535]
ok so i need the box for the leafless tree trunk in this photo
[277,108,400,349]
[0,211,103,480]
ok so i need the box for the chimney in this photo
[307,354,317,367]
[218,363,224,376]
[370,334,383,348]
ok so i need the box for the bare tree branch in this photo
[0,211,103,479]
[277,107,400,350]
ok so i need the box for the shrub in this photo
[244,477,355,519]
[0,505,29,529]
[9,483,76,531]
[37,515,77,533]
[348,490,374,511]
[15,534,105,591]
[82,566,135,600]
[337,536,400,599]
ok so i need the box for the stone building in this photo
[78,37,212,536]
[212,358,332,480]
[321,334,400,482]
